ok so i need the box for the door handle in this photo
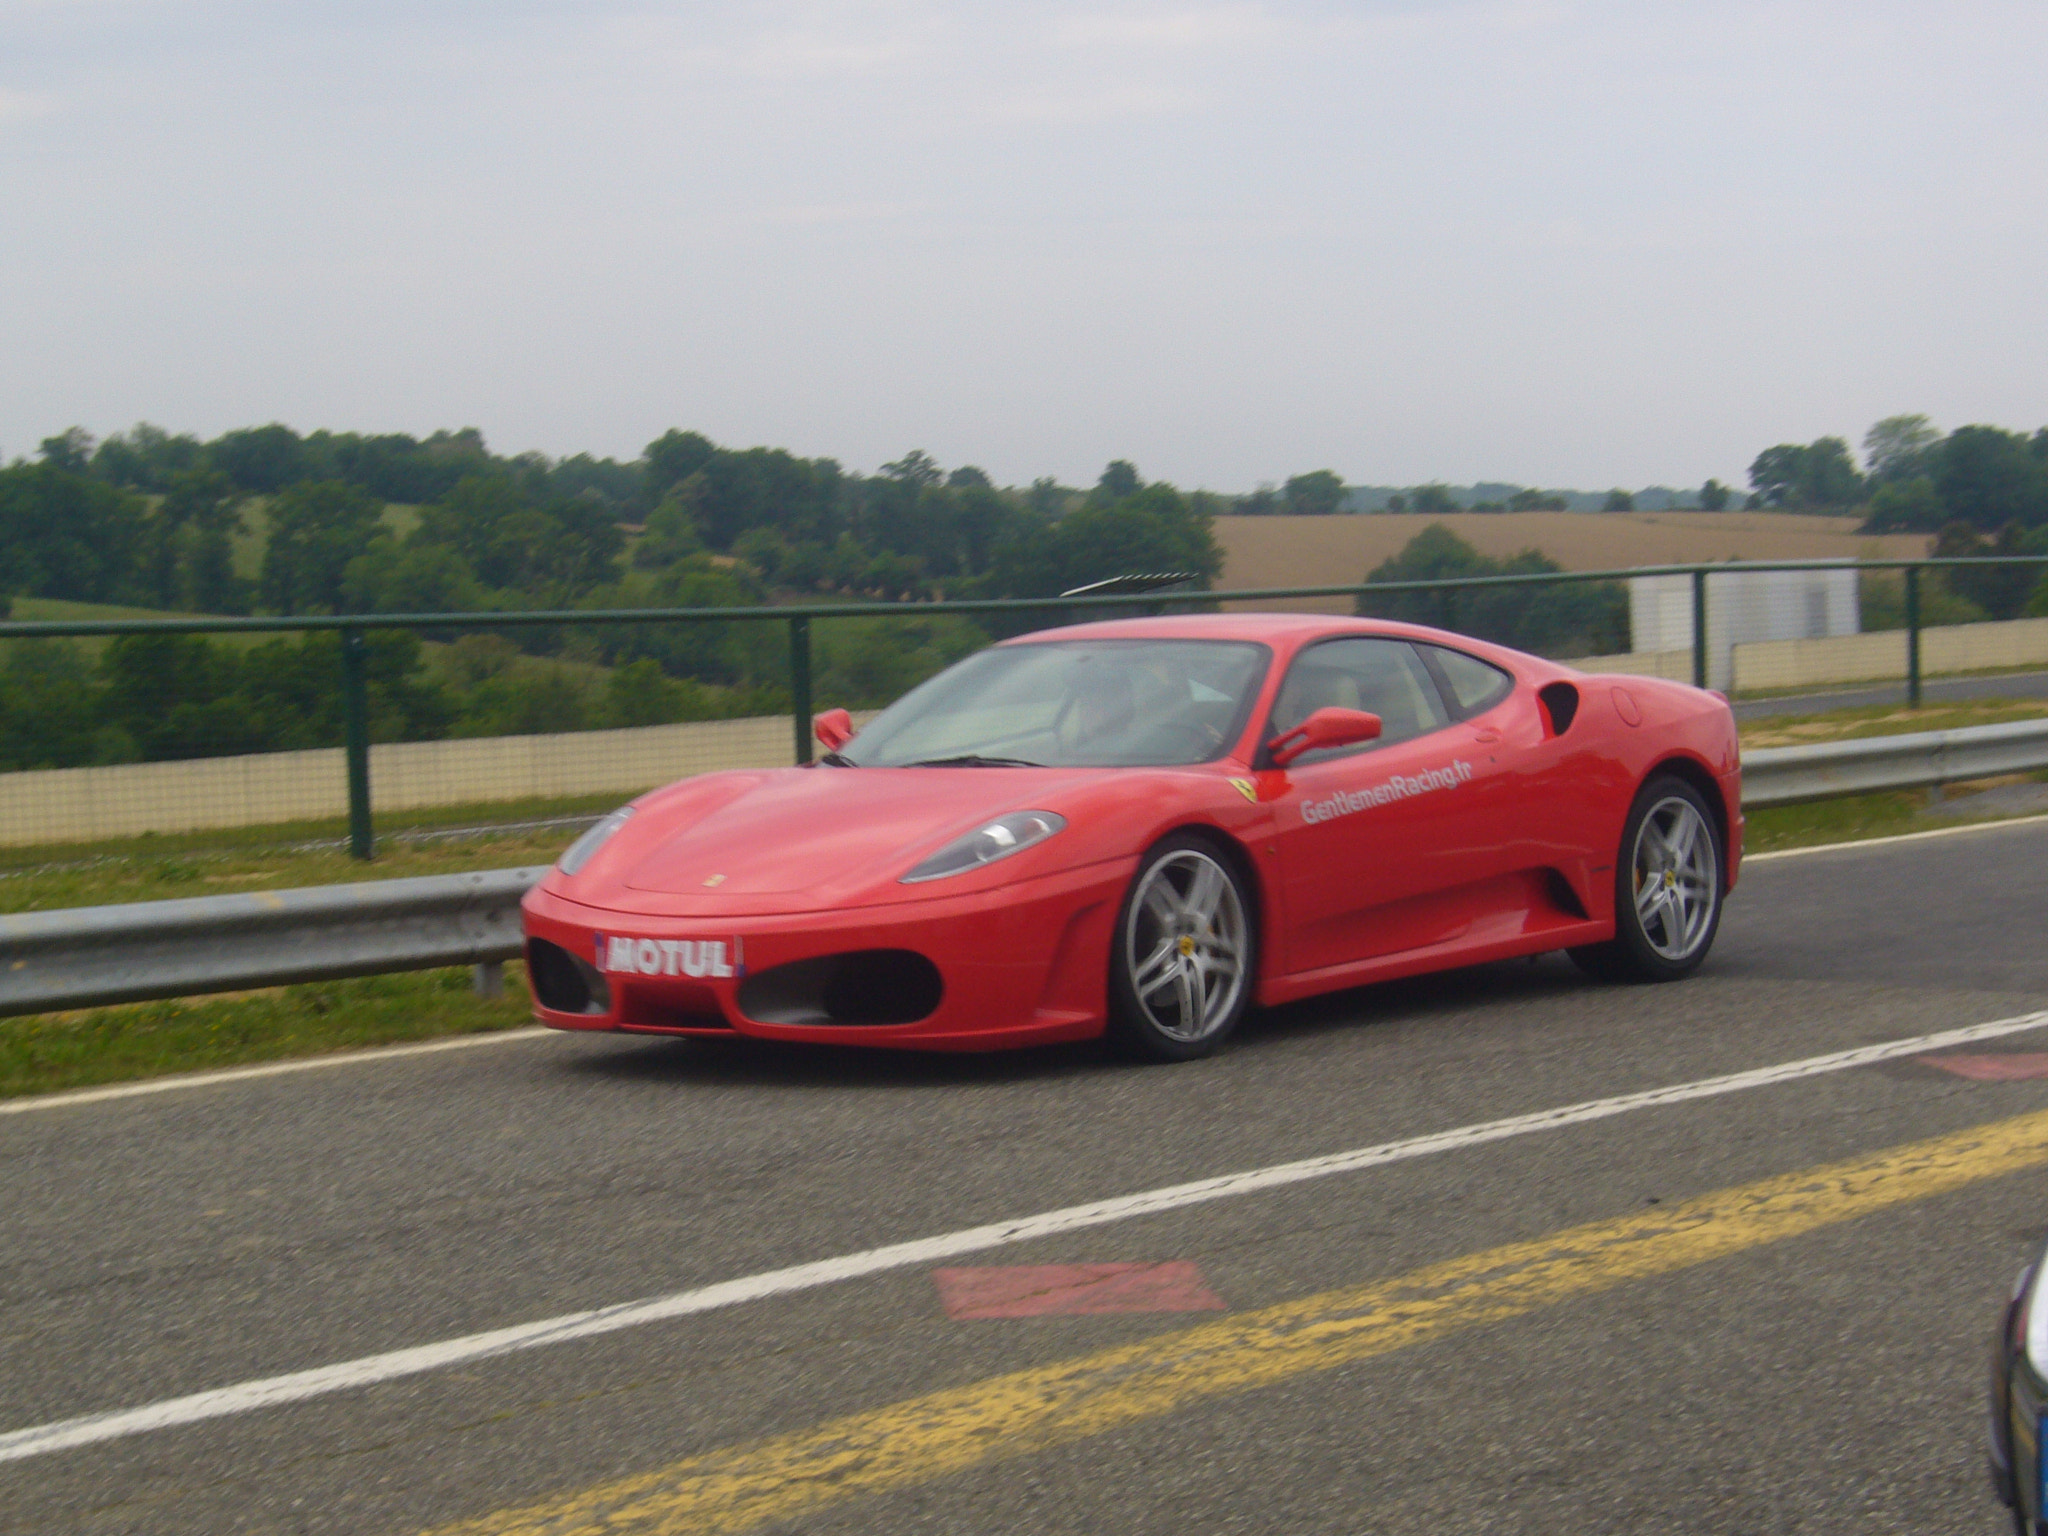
[1470,727,1502,745]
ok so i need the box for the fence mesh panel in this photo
[5,561,2046,890]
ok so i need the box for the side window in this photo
[1421,644,1513,718]
[1267,638,1450,764]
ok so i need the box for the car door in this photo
[1265,637,1513,976]
[1415,641,1617,917]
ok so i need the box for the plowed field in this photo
[1215,511,1930,612]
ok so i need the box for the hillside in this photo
[1214,511,1932,613]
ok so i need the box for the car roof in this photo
[1000,611,1476,649]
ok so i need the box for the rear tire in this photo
[1569,775,1724,983]
[1106,834,1255,1062]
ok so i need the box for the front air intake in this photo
[526,938,611,1015]
[738,950,944,1027]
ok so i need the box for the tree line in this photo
[0,424,1224,768]
[1743,414,2048,621]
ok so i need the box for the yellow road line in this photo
[428,1106,2048,1536]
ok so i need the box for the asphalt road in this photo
[7,821,2048,1534]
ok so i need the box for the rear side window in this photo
[1268,638,1450,764]
[1421,644,1513,717]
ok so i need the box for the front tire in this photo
[1107,834,1255,1062]
[1570,775,1724,983]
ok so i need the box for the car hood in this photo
[558,763,1144,917]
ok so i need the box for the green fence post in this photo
[341,626,374,860]
[790,614,813,765]
[1690,567,1708,690]
[1905,564,1923,709]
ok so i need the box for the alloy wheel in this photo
[1124,848,1249,1043]
[1630,795,1717,962]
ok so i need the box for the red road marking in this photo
[1919,1053,2048,1081]
[932,1262,1226,1318]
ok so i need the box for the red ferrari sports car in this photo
[522,613,1741,1061]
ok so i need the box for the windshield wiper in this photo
[906,754,1044,768]
[818,751,857,766]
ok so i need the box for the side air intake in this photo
[1538,681,1580,736]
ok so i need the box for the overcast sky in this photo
[3,1,2043,492]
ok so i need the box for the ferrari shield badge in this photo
[1229,777,1258,803]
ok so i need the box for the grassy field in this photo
[1214,510,1932,613]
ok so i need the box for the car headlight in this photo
[557,805,634,876]
[901,811,1066,884]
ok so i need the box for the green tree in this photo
[1863,476,1944,532]
[1863,415,1940,483]
[1283,470,1346,516]
[0,461,149,604]
[340,539,483,613]
[211,424,308,493]
[0,641,117,768]
[1408,484,1458,514]
[152,468,248,612]
[91,423,203,491]
[1932,521,2040,619]
[37,428,93,473]
[1356,525,1626,657]
[967,482,1221,632]
[604,557,774,686]
[1698,479,1730,511]
[880,450,943,488]
[1026,477,1070,517]
[411,473,622,599]
[260,480,384,613]
[599,657,704,727]
[1602,489,1635,512]
[1092,460,1143,505]
[643,429,717,503]
[99,632,268,759]
[1931,425,2048,531]
[633,487,707,569]
[1749,437,1864,509]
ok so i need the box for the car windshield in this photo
[840,639,1270,769]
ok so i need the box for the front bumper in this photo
[520,858,1131,1051]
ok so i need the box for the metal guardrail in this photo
[3,719,2046,1020]
[1741,717,2048,807]
[0,867,546,1020]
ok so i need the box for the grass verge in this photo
[0,965,534,1100]
[1740,697,2048,749]
[1744,778,2048,854]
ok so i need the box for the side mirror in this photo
[813,707,854,752]
[1266,706,1382,768]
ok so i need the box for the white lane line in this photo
[0,1028,550,1116]
[1746,811,2048,863]
[6,1005,2048,1465]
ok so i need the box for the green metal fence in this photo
[4,555,2047,863]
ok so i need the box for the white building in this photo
[1629,563,1860,691]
